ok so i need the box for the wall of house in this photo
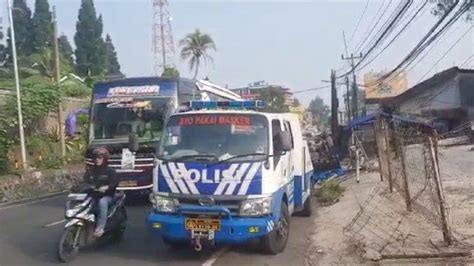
[398,77,460,114]
[458,72,474,120]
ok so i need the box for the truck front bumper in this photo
[147,205,273,244]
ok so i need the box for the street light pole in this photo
[7,0,27,169]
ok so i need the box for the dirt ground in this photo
[306,144,474,265]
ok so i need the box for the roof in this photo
[366,67,474,105]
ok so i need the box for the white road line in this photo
[42,219,66,228]
[202,247,228,266]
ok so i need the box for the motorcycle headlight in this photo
[239,196,272,216]
[150,194,179,213]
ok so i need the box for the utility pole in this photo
[330,70,339,142]
[152,0,176,76]
[7,0,27,169]
[53,7,66,162]
[341,53,363,119]
[345,76,351,123]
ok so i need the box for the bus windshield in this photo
[91,97,173,142]
[158,113,269,162]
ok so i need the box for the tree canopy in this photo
[308,96,330,128]
[161,67,180,79]
[179,29,216,79]
[260,87,289,113]
[104,34,122,76]
[31,0,53,52]
[74,0,106,76]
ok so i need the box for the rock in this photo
[317,249,324,253]
[362,248,382,261]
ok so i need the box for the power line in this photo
[348,0,371,44]
[417,25,473,82]
[357,0,429,72]
[460,54,474,67]
[338,0,413,78]
[366,0,468,87]
[353,0,392,53]
[292,85,331,94]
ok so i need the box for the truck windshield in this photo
[91,97,173,141]
[158,113,269,162]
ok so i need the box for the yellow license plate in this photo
[119,180,137,187]
[185,218,221,231]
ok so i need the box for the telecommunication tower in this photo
[152,0,176,76]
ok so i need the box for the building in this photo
[367,67,474,131]
[231,81,294,106]
[364,70,408,115]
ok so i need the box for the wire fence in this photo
[345,114,474,259]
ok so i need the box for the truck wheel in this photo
[261,202,290,254]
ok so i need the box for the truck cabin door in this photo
[271,119,292,182]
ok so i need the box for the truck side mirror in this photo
[129,133,139,153]
[274,131,292,154]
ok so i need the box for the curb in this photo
[0,190,68,209]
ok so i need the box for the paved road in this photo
[0,195,316,266]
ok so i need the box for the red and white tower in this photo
[152,0,176,76]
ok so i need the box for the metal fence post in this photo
[373,117,384,182]
[382,118,393,192]
[398,137,412,212]
[428,136,452,246]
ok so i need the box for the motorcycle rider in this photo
[83,147,118,237]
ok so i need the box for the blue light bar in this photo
[189,100,265,110]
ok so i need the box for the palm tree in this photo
[179,29,216,79]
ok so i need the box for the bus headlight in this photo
[150,194,179,213]
[239,197,272,216]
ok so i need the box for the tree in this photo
[293,98,301,107]
[31,0,53,52]
[58,35,74,67]
[430,0,473,21]
[260,87,289,113]
[104,34,122,76]
[74,0,106,76]
[308,96,330,128]
[161,67,180,78]
[179,29,216,79]
[6,0,33,62]
[0,25,6,66]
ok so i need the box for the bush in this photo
[314,180,345,205]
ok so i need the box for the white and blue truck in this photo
[147,100,314,254]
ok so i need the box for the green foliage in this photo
[161,67,180,78]
[6,0,34,63]
[260,87,289,113]
[309,96,330,128]
[31,0,53,52]
[3,83,61,135]
[58,35,74,67]
[179,29,216,79]
[293,98,301,107]
[60,80,91,98]
[104,34,122,76]
[314,180,345,205]
[74,0,106,76]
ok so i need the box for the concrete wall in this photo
[398,77,460,114]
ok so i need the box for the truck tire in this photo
[261,202,290,254]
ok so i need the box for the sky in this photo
[1,0,473,106]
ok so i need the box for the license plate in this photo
[119,180,137,187]
[185,218,221,231]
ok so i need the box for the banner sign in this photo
[178,115,251,126]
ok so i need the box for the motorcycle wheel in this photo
[112,206,127,242]
[57,225,81,263]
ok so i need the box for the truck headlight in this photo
[239,196,272,216]
[150,194,179,213]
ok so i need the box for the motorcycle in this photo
[56,184,127,262]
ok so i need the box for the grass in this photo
[314,179,345,205]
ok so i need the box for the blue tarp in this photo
[346,112,433,130]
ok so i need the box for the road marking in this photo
[0,194,65,211]
[202,247,228,266]
[42,219,66,228]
